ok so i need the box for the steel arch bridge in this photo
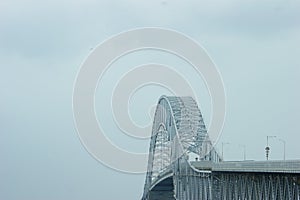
[142,96,300,200]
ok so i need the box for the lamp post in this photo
[266,136,276,160]
[239,144,246,161]
[278,138,286,160]
[222,142,230,161]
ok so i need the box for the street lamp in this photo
[266,136,276,160]
[222,142,230,161]
[239,144,246,161]
[278,138,286,160]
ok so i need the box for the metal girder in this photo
[212,172,300,200]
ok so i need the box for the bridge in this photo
[142,96,300,200]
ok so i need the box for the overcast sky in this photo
[1,0,300,199]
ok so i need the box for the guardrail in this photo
[191,160,300,174]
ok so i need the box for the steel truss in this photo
[212,172,300,200]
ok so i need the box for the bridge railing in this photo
[191,160,300,174]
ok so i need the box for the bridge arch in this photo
[143,96,219,200]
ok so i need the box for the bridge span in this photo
[192,160,300,174]
[142,96,300,200]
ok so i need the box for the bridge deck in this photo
[191,160,300,174]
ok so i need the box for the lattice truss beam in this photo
[212,172,300,200]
